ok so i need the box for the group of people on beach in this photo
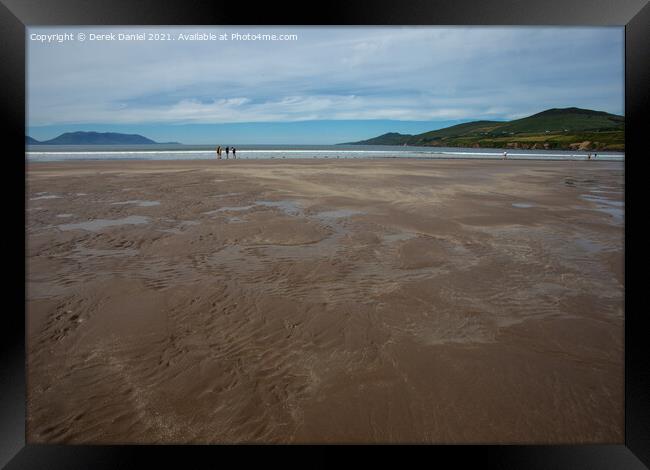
[216,146,236,160]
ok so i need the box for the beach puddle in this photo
[111,200,160,207]
[30,194,61,201]
[581,194,624,207]
[255,200,303,216]
[58,215,150,232]
[312,209,364,220]
[303,209,366,244]
[212,192,244,198]
[580,194,624,224]
[512,203,534,208]
[382,232,418,243]
[160,220,200,233]
[204,205,256,215]
[580,194,625,207]
[257,232,340,259]
[575,237,606,253]
[252,206,361,259]
[590,187,619,194]
[592,207,624,223]
[56,214,74,218]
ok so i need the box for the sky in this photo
[27,26,624,144]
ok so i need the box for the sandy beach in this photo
[26,158,624,443]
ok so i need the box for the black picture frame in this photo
[2,0,648,467]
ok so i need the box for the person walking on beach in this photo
[225,146,230,159]
[216,146,222,159]
[232,147,237,159]
[503,151,508,160]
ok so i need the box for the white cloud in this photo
[27,26,624,125]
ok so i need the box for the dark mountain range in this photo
[27,131,180,145]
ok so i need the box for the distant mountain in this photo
[26,131,180,145]
[355,132,415,146]
[343,108,624,151]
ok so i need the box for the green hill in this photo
[494,108,624,134]
[344,108,624,151]
[352,132,414,145]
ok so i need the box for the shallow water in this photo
[111,200,160,207]
[512,203,534,208]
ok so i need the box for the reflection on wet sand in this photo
[27,159,623,444]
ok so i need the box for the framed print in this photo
[1,0,648,467]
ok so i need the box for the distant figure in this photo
[225,146,230,159]
[216,146,222,159]
[232,147,236,159]
[593,153,597,159]
[503,151,508,160]
[587,153,592,160]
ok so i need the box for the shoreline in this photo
[25,147,625,164]
[26,155,625,165]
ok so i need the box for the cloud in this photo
[27,27,624,126]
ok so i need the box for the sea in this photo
[25,144,625,162]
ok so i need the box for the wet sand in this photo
[26,158,624,443]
